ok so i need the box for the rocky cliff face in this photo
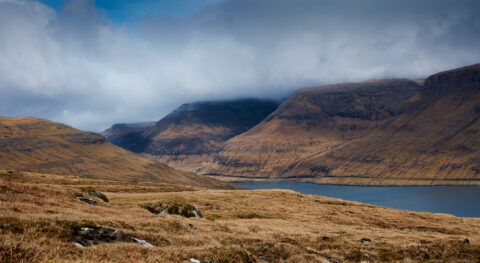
[0,117,236,189]
[103,99,279,172]
[205,64,480,185]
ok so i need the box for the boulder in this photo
[160,204,202,218]
[76,196,98,206]
[359,238,371,245]
[73,226,153,247]
[87,189,109,203]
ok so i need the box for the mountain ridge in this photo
[103,99,280,172]
[204,64,480,185]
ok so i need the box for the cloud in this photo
[0,0,479,131]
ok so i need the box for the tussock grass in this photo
[1,171,480,262]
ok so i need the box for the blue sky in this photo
[40,0,227,23]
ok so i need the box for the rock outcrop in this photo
[73,226,153,247]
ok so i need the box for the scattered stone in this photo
[73,226,153,247]
[306,249,345,263]
[73,242,85,248]
[76,196,98,206]
[463,238,470,244]
[189,259,217,263]
[87,189,109,203]
[1,223,24,234]
[132,237,154,247]
[160,204,202,218]
[186,223,198,230]
[259,255,272,262]
[359,238,371,245]
[141,201,173,214]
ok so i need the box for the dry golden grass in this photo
[1,170,480,262]
[0,117,236,190]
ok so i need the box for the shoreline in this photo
[204,174,480,187]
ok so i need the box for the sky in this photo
[0,0,480,131]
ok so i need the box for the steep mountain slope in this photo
[205,79,421,179]
[205,64,480,185]
[0,117,236,189]
[101,122,155,152]
[103,99,279,172]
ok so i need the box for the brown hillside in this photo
[205,64,480,185]
[103,99,279,173]
[2,171,480,262]
[0,117,236,189]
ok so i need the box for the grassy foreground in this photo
[1,170,480,262]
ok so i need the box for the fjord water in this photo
[234,181,480,217]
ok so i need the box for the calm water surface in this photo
[234,181,480,217]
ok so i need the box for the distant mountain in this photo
[101,122,155,152]
[0,117,236,189]
[205,64,480,185]
[102,99,279,172]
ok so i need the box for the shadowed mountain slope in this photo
[205,64,480,185]
[103,99,279,172]
[0,117,236,189]
[101,122,155,152]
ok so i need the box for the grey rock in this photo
[76,196,98,206]
[161,204,202,218]
[73,226,153,247]
[160,210,170,216]
[259,256,272,262]
[359,238,371,245]
[132,237,154,247]
[189,259,217,263]
[186,223,198,230]
[73,242,85,248]
[87,190,109,203]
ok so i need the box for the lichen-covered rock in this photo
[161,204,202,218]
[87,189,109,203]
[73,226,153,247]
[141,200,173,214]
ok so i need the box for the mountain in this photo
[0,117,236,189]
[205,64,480,185]
[101,122,155,152]
[103,99,279,172]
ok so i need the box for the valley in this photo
[104,64,480,186]
[102,99,279,173]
